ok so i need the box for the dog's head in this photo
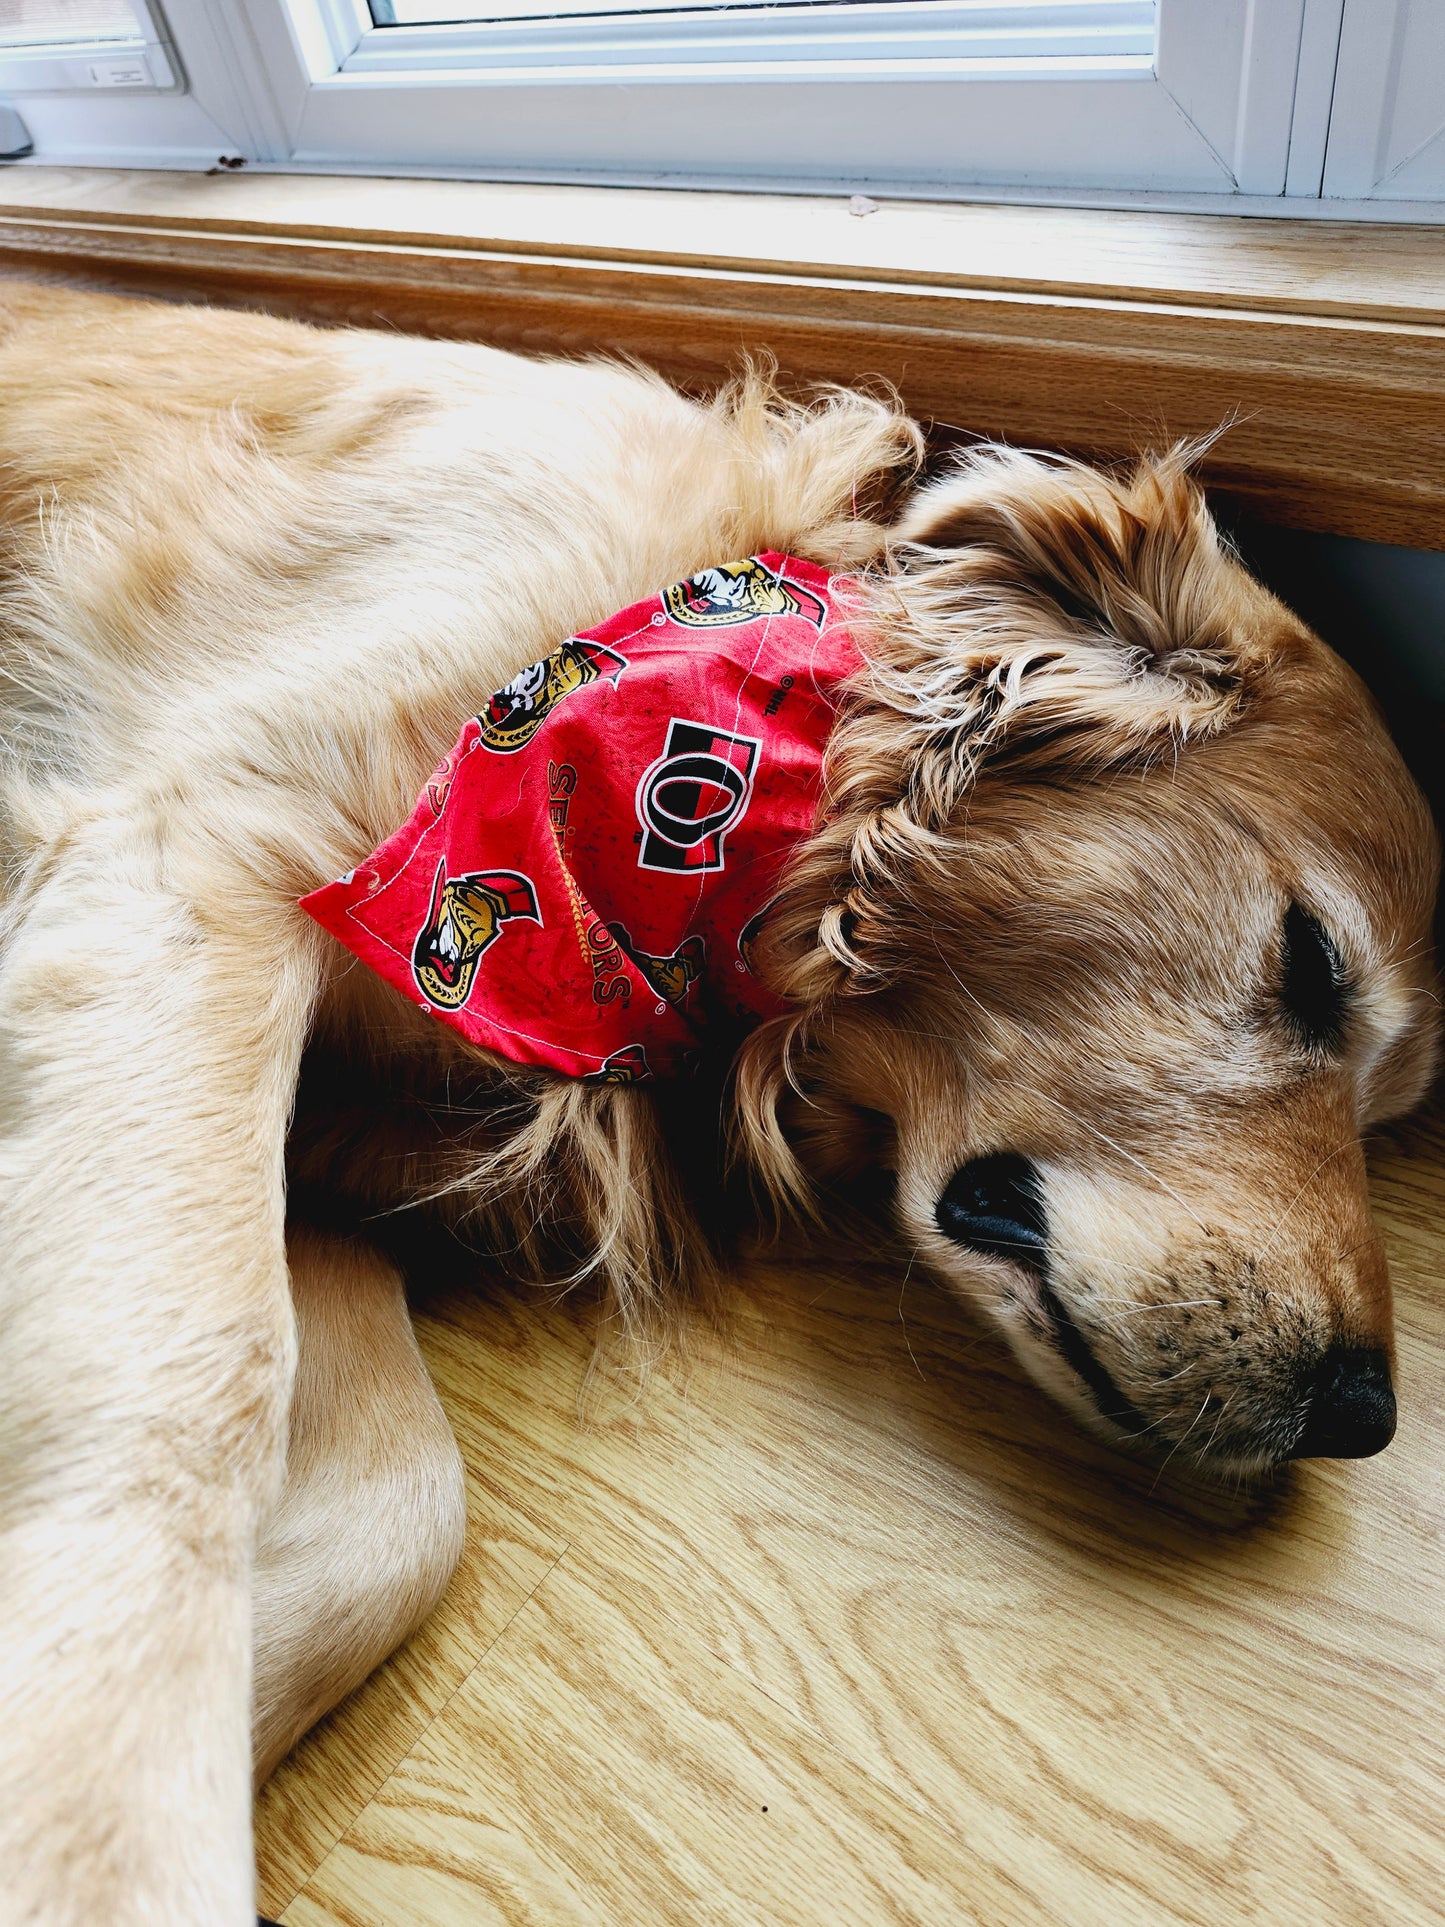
[738,445,1439,1475]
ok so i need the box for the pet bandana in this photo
[301,554,862,1082]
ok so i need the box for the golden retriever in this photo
[0,284,1436,1925]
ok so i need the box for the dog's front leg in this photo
[0,837,317,1927]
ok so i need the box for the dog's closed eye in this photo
[1280,903,1350,1054]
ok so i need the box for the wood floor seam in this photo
[421,1539,575,1736]
[277,1542,575,1924]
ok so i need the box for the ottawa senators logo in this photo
[425,744,461,816]
[662,558,826,629]
[607,924,705,1006]
[412,858,541,1010]
[737,905,770,976]
[636,719,761,874]
[478,637,627,752]
[583,1044,652,1084]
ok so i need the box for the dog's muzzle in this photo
[934,1156,1400,1466]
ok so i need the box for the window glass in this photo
[372,0,889,16]
[369,0,1154,39]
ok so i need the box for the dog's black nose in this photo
[935,1154,1046,1266]
[1291,1346,1396,1459]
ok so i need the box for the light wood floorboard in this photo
[256,1474,567,1912]
[259,1103,1445,1925]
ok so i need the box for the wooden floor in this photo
[256,1101,1445,1927]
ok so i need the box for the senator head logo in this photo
[636,719,761,874]
[478,637,627,752]
[607,924,705,1005]
[583,1044,652,1085]
[412,859,541,1010]
[662,558,826,629]
[737,904,771,976]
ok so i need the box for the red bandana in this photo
[301,554,862,1082]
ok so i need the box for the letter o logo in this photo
[636,719,761,873]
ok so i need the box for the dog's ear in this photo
[880,441,1279,788]
[732,445,1296,1203]
[746,444,1297,1016]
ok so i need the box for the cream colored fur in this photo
[0,286,1436,1925]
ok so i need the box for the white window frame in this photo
[0,0,1439,212]
[0,0,180,92]
[0,3,291,167]
[231,0,1307,192]
[1321,0,1445,201]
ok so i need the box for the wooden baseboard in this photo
[3,168,1443,549]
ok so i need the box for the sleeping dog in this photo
[0,285,1436,1924]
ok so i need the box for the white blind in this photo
[0,0,137,46]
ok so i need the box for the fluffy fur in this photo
[0,284,1436,1924]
